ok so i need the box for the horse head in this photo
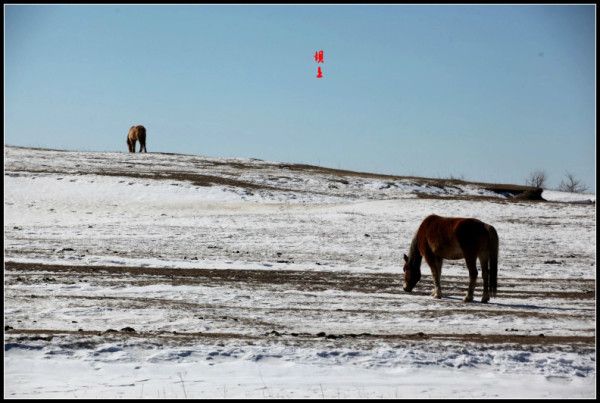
[402,253,421,292]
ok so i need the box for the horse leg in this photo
[436,258,444,297]
[430,257,443,298]
[463,256,478,302]
[424,252,443,299]
[480,256,490,303]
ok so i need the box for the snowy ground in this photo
[3,146,596,398]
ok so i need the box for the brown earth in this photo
[4,261,595,350]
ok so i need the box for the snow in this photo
[5,349,594,399]
[542,189,596,203]
[3,146,597,398]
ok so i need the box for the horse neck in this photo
[408,234,422,270]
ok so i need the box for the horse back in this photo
[419,215,490,259]
[127,125,146,141]
[454,217,491,255]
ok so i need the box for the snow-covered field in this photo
[4,146,596,398]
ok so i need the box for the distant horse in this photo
[127,125,147,153]
[402,214,499,303]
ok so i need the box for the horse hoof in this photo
[481,298,490,303]
[463,297,473,303]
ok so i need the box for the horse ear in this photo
[403,254,409,263]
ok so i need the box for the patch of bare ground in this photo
[5,260,595,357]
[276,163,544,201]
[6,146,547,201]
[5,262,595,300]
[5,328,594,348]
[8,168,285,192]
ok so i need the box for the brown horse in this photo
[402,214,499,303]
[127,125,147,153]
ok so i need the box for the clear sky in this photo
[5,4,596,191]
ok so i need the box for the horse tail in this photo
[487,225,499,298]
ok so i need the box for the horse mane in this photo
[408,232,422,268]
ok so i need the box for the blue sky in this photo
[5,5,596,191]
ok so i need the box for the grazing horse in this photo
[127,125,147,153]
[402,214,499,303]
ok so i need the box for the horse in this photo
[402,214,499,303]
[127,125,147,153]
